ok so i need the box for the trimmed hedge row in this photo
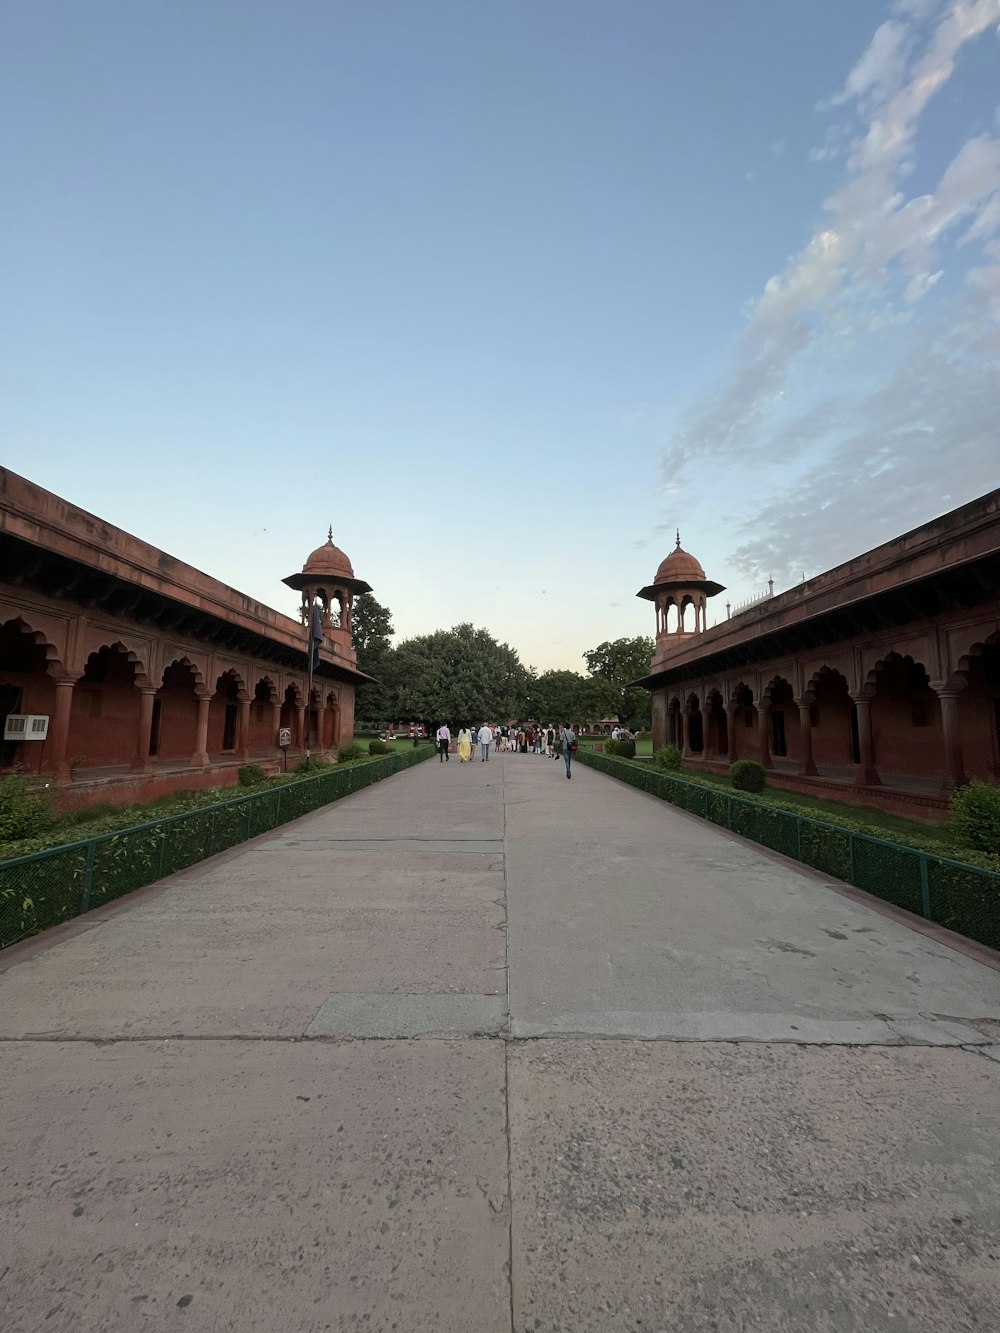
[577,749,1000,951]
[0,746,435,951]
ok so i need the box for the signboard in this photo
[278,727,292,749]
[3,714,50,741]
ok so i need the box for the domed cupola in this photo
[283,527,372,653]
[637,531,725,647]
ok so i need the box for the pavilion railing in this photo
[577,749,1000,952]
[0,746,434,951]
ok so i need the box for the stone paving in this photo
[1,752,998,1331]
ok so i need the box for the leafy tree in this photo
[583,635,655,728]
[352,593,395,723]
[385,623,530,726]
[524,669,618,726]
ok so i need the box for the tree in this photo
[384,623,531,726]
[352,593,395,723]
[583,636,655,728]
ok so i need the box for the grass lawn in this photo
[606,756,954,852]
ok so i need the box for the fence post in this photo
[919,854,931,919]
[796,817,802,862]
[207,807,217,858]
[245,798,253,840]
[274,787,283,828]
[157,825,168,879]
[703,787,709,819]
[726,794,732,830]
[80,839,96,913]
[847,831,855,884]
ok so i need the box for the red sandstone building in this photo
[0,469,371,807]
[637,492,1000,821]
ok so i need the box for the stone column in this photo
[679,708,689,759]
[237,698,251,761]
[726,704,739,763]
[851,694,880,786]
[296,703,307,751]
[796,699,817,776]
[270,699,282,751]
[49,677,76,783]
[935,688,967,791]
[129,687,157,774]
[193,692,211,768]
[758,700,772,770]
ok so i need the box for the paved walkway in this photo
[1,753,999,1331]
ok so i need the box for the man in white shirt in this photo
[478,723,493,761]
[436,724,451,762]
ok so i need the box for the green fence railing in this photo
[0,746,434,951]
[577,750,1000,952]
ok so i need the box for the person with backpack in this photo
[559,723,577,779]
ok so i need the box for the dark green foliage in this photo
[583,636,655,728]
[731,760,767,793]
[950,781,1000,855]
[237,764,266,787]
[368,740,392,756]
[0,772,51,842]
[337,744,367,764]
[353,593,396,723]
[606,737,636,758]
[386,623,532,724]
[654,744,682,771]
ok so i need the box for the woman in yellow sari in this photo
[457,727,473,762]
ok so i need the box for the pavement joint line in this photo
[500,754,515,1332]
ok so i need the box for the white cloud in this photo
[659,0,1000,583]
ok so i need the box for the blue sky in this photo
[2,1,998,670]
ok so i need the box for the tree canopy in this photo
[385,623,531,726]
[583,635,655,727]
[352,592,395,721]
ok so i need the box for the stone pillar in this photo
[726,704,739,763]
[796,699,817,776]
[935,688,967,791]
[129,687,157,774]
[49,677,76,783]
[758,700,772,770]
[651,691,667,752]
[237,698,251,761]
[193,692,211,768]
[851,694,880,786]
[296,703,307,751]
[271,699,282,750]
[679,708,689,759]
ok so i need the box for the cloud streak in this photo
[661,0,1000,579]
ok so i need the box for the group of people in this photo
[434,722,579,777]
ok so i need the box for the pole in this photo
[306,591,314,763]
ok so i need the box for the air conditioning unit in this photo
[3,714,50,741]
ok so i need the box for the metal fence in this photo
[577,750,1000,951]
[0,747,434,951]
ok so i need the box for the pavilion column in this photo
[935,687,967,791]
[796,699,818,776]
[758,699,772,770]
[237,698,251,761]
[49,677,76,783]
[726,704,739,763]
[270,699,282,750]
[851,694,880,786]
[129,687,157,774]
[193,692,211,768]
[296,703,307,751]
[680,709,690,759]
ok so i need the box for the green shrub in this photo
[0,771,52,843]
[654,744,682,771]
[337,744,367,765]
[950,781,1000,855]
[731,760,767,793]
[615,738,636,759]
[237,764,266,787]
[368,740,392,756]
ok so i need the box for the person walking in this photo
[479,723,493,761]
[560,722,577,779]
[457,727,473,762]
[546,724,556,759]
[436,723,451,762]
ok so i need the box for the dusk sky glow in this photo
[2,1,998,669]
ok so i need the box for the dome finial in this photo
[675,528,681,550]
[327,525,333,543]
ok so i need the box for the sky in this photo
[2,1,998,672]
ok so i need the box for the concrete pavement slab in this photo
[509,1039,1000,1332]
[0,1039,509,1333]
[502,757,1000,1029]
[305,991,508,1037]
